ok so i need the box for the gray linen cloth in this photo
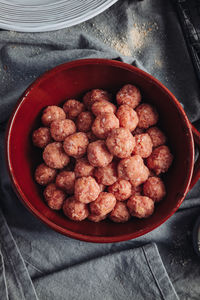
[0,0,200,299]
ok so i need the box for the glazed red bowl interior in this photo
[6,59,194,243]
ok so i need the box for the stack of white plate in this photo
[0,0,118,32]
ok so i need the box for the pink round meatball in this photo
[43,142,70,169]
[118,155,149,187]
[143,177,166,202]
[63,196,89,221]
[146,145,173,175]
[44,183,66,210]
[35,163,57,185]
[109,202,131,223]
[42,106,66,127]
[116,84,141,108]
[133,133,153,158]
[90,192,116,216]
[127,195,154,218]
[63,132,89,158]
[74,157,94,178]
[76,111,94,132]
[106,128,135,158]
[94,162,118,186]
[63,99,85,120]
[116,105,138,131]
[87,140,113,167]
[136,103,158,129]
[32,127,51,148]
[108,179,132,201]
[88,214,107,222]
[74,176,100,204]
[55,171,75,194]
[83,89,111,108]
[146,126,167,147]
[50,119,76,141]
[91,100,116,116]
[92,112,119,139]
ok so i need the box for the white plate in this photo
[0,0,118,32]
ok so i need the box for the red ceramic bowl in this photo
[6,59,200,243]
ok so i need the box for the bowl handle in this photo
[189,124,200,190]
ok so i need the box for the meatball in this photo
[63,99,85,120]
[32,127,51,148]
[108,179,132,201]
[83,89,111,108]
[92,112,119,139]
[127,195,154,218]
[74,176,100,204]
[106,128,135,158]
[63,196,89,221]
[42,106,66,127]
[88,214,107,222]
[63,132,89,158]
[35,163,57,185]
[133,133,153,158]
[136,103,158,129]
[146,145,173,175]
[118,155,149,187]
[91,100,116,116]
[90,192,116,216]
[86,131,98,142]
[87,140,113,167]
[74,157,94,178]
[76,111,94,132]
[116,84,141,108]
[146,126,167,148]
[43,142,70,169]
[143,176,166,202]
[55,171,75,194]
[50,119,76,141]
[44,183,66,210]
[116,105,138,131]
[109,202,131,223]
[94,162,118,186]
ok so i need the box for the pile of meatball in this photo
[32,84,173,223]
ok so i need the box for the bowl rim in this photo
[6,58,195,243]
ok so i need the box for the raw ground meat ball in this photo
[109,202,131,223]
[35,163,57,185]
[146,126,167,147]
[87,140,113,167]
[106,128,135,158]
[44,183,66,210]
[132,127,145,136]
[32,127,51,148]
[74,176,100,204]
[43,142,70,169]
[63,99,85,120]
[127,195,154,218]
[133,133,153,158]
[42,106,66,127]
[146,145,173,175]
[108,179,132,201]
[88,214,107,222]
[83,89,111,108]
[76,111,94,132]
[90,192,116,216]
[56,171,75,194]
[92,112,119,139]
[94,161,118,186]
[86,131,98,142]
[91,100,116,116]
[63,132,89,158]
[143,176,166,202]
[131,185,142,196]
[116,105,138,131]
[50,119,76,141]
[63,196,89,221]
[74,157,94,178]
[116,84,141,108]
[136,103,158,129]
[118,155,149,187]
